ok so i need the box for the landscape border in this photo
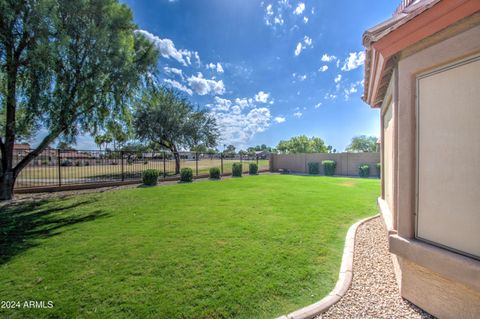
[275,214,380,319]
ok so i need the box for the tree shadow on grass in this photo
[0,198,109,265]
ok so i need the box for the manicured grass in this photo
[16,159,269,181]
[0,175,379,319]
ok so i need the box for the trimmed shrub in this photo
[322,160,337,176]
[359,164,370,178]
[209,167,221,179]
[249,163,258,175]
[232,163,242,177]
[376,162,381,178]
[180,167,193,182]
[142,169,159,186]
[308,162,320,175]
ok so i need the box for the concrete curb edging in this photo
[275,214,380,319]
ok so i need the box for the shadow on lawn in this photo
[0,198,109,264]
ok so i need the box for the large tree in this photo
[134,87,218,174]
[276,135,329,154]
[346,135,378,153]
[0,0,158,199]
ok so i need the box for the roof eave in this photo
[362,0,479,108]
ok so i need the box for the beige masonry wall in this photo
[271,152,380,176]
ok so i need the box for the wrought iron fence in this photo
[10,149,271,189]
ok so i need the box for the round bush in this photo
[322,160,336,176]
[232,163,242,177]
[209,167,221,179]
[359,164,370,178]
[180,167,193,182]
[249,163,258,175]
[142,169,160,186]
[307,162,320,175]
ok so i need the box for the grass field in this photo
[17,159,270,180]
[0,175,379,318]
[15,159,270,188]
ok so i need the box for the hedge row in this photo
[305,161,382,178]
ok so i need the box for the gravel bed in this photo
[317,216,435,319]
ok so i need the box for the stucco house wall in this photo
[364,3,480,318]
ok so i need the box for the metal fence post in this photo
[57,149,62,187]
[221,153,224,175]
[121,151,125,181]
[163,151,166,179]
[195,152,199,177]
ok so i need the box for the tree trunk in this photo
[173,147,180,175]
[0,170,16,201]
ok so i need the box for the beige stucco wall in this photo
[417,56,480,258]
[378,22,480,319]
[383,102,394,212]
[271,152,380,176]
[399,257,480,319]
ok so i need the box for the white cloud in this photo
[292,73,307,81]
[294,42,303,56]
[274,116,286,123]
[211,106,272,146]
[254,91,270,103]
[163,79,193,95]
[343,80,363,100]
[321,54,337,62]
[324,93,337,100]
[274,15,284,25]
[293,111,303,118]
[213,97,232,111]
[163,67,183,78]
[135,29,199,67]
[334,74,342,83]
[341,51,365,71]
[303,16,309,24]
[294,36,313,56]
[207,62,224,73]
[235,97,253,109]
[187,72,225,96]
[315,102,322,109]
[303,35,312,46]
[293,2,305,15]
[263,2,286,27]
[266,4,274,15]
[319,65,329,72]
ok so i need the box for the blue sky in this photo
[40,0,396,151]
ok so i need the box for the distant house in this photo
[255,151,269,159]
[363,0,479,318]
[13,143,31,155]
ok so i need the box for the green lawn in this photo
[0,175,379,319]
